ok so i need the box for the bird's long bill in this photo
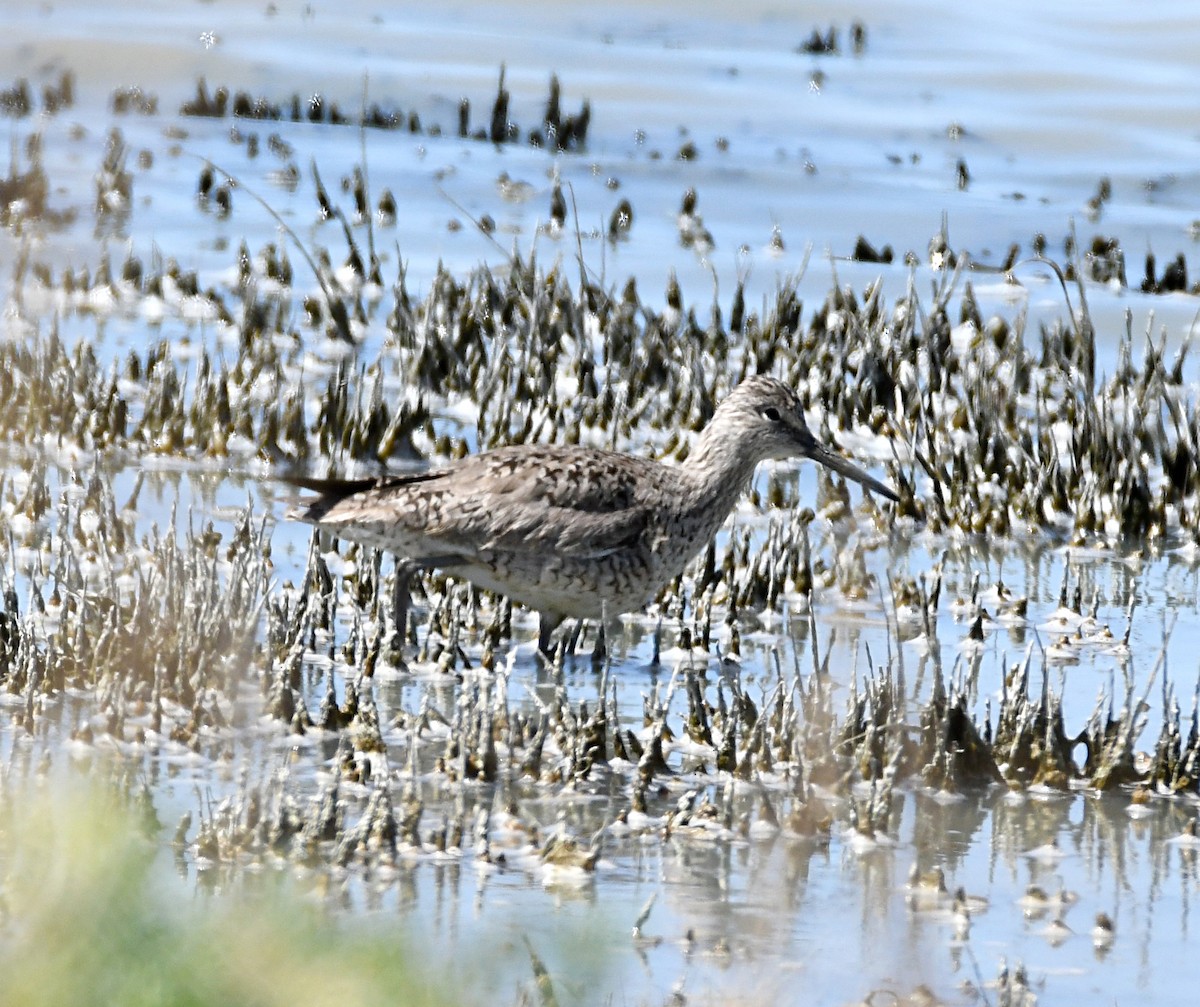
[805,440,899,502]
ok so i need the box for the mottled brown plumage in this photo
[287,376,896,651]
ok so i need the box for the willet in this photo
[286,375,897,652]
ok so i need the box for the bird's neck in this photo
[678,420,762,529]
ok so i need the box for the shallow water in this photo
[8,0,1200,348]
[6,1,1200,1004]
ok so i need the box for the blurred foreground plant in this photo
[0,780,455,1007]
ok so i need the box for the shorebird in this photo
[287,375,897,653]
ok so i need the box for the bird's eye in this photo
[762,406,782,422]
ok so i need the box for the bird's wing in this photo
[479,495,653,560]
[426,447,656,560]
[283,470,441,524]
[286,447,660,561]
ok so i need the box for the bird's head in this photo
[714,375,898,502]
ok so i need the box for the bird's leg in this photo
[565,619,585,657]
[390,554,459,650]
[391,559,414,647]
[538,612,565,657]
[590,619,607,670]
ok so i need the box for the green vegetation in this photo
[0,781,458,1007]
